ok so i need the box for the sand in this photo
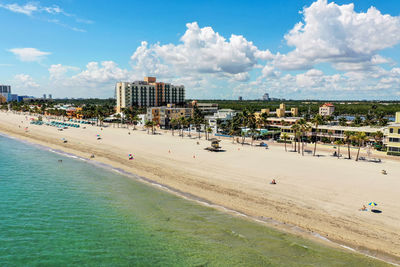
[1,111,399,264]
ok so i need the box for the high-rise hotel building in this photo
[115,77,185,112]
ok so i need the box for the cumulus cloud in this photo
[46,61,132,97]
[12,74,40,95]
[9,48,51,62]
[72,61,130,84]
[130,22,272,80]
[49,64,80,80]
[274,0,400,71]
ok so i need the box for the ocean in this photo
[0,134,387,266]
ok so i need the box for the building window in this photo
[389,147,400,152]
[390,128,394,133]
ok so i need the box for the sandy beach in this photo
[1,111,399,264]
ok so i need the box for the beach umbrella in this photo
[368,202,378,207]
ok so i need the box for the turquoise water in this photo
[0,134,388,266]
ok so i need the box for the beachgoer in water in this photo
[58,160,62,163]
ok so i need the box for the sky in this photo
[1,0,400,100]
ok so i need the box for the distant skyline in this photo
[1,0,400,100]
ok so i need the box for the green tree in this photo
[338,117,347,126]
[352,132,368,161]
[281,133,289,152]
[334,140,344,159]
[311,114,324,156]
[344,131,354,159]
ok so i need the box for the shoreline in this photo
[0,130,397,266]
[1,112,400,265]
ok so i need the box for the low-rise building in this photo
[276,103,286,118]
[280,124,385,143]
[319,103,335,116]
[146,104,193,127]
[190,101,218,114]
[385,112,400,156]
[254,109,270,121]
[205,109,237,133]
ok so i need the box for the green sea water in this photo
[0,134,388,266]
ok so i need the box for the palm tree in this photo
[206,127,213,140]
[312,114,324,156]
[338,117,347,126]
[297,119,309,155]
[179,116,186,138]
[334,140,344,159]
[281,133,289,152]
[228,117,239,143]
[144,120,153,134]
[186,117,193,137]
[291,123,300,153]
[344,131,354,159]
[353,132,368,161]
[131,114,140,130]
[170,118,178,136]
[115,114,121,128]
[247,113,257,146]
[260,112,269,129]
[374,131,384,147]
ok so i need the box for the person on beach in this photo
[270,179,276,185]
[360,205,367,211]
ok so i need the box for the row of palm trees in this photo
[282,116,384,161]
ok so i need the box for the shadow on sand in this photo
[371,209,382,214]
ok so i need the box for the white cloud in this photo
[0,2,38,15]
[12,74,40,95]
[46,61,132,97]
[72,61,130,84]
[0,2,91,32]
[49,64,80,80]
[9,48,51,62]
[130,22,272,80]
[274,0,400,71]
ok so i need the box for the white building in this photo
[205,109,237,133]
[319,103,335,116]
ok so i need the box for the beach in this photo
[1,111,400,264]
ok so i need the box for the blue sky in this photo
[1,0,400,100]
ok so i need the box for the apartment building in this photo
[319,103,335,116]
[146,104,193,127]
[280,124,385,143]
[205,109,237,133]
[188,101,219,114]
[115,77,185,112]
[385,112,400,155]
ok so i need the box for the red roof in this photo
[321,103,334,107]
